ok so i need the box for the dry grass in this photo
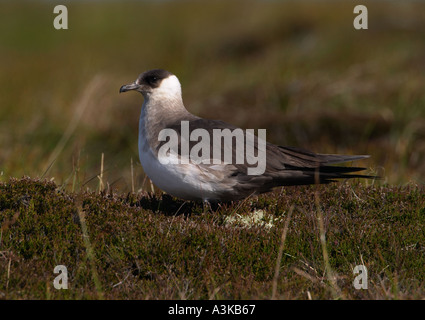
[0,1,424,189]
[1,178,425,299]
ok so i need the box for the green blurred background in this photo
[1,0,424,193]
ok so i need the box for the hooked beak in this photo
[119,82,140,93]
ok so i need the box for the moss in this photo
[1,178,424,299]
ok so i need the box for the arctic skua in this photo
[120,69,374,202]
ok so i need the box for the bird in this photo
[120,69,374,202]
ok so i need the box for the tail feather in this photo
[282,164,378,186]
[318,153,370,165]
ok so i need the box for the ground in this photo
[1,178,424,299]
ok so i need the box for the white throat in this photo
[144,75,183,108]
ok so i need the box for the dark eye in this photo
[147,76,157,84]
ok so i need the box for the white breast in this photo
[138,107,234,201]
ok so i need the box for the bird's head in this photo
[120,69,182,102]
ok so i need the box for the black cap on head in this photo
[136,69,173,88]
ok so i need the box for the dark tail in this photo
[270,146,378,186]
[277,164,377,186]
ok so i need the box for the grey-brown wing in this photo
[158,117,373,198]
